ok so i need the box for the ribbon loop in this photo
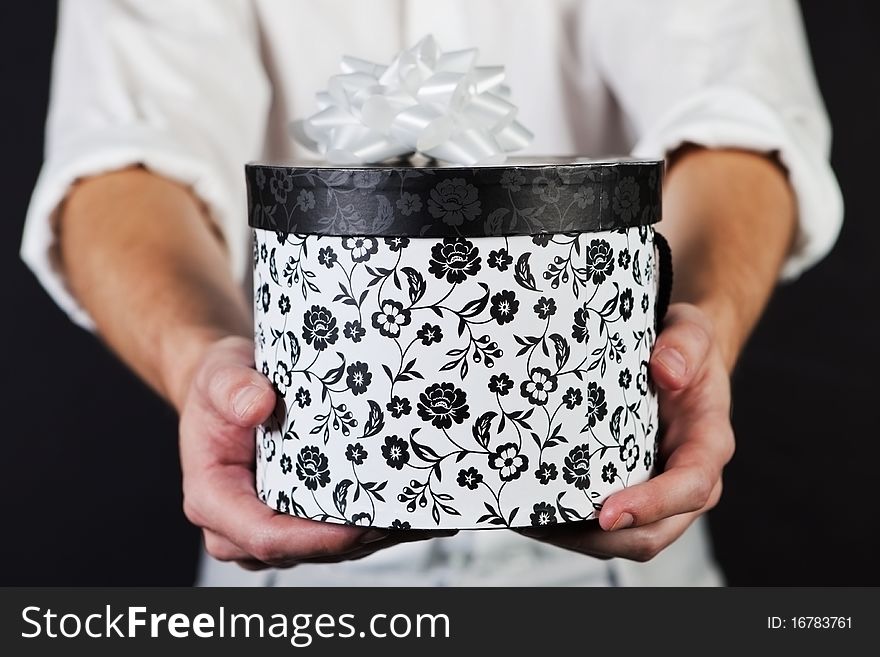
[290,35,533,165]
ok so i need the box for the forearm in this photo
[59,167,251,410]
[660,146,797,369]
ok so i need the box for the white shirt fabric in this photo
[22,0,841,586]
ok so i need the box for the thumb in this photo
[650,303,713,391]
[196,353,277,428]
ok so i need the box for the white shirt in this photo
[22,0,841,586]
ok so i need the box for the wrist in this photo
[686,295,741,372]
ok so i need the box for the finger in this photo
[184,462,386,566]
[650,304,713,391]
[598,414,733,530]
[196,352,276,428]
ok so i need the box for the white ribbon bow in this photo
[290,35,533,166]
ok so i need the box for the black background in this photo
[1,2,876,585]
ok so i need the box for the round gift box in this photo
[247,158,667,529]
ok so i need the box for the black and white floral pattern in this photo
[254,225,661,529]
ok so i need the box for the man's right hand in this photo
[178,336,448,570]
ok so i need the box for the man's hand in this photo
[179,336,451,570]
[519,303,734,561]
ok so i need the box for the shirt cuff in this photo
[20,126,249,330]
[631,86,844,280]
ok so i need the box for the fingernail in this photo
[233,385,264,418]
[358,529,389,545]
[654,348,686,379]
[610,512,634,531]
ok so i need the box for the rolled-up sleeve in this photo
[21,0,271,328]
[588,0,843,279]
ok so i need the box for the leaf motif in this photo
[411,437,442,463]
[374,195,394,233]
[632,250,643,285]
[333,479,353,515]
[472,411,497,449]
[361,400,385,439]
[610,405,624,440]
[322,354,346,385]
[484,207,509,235]
[599,283,620,317]
[401,266,426,305]
[269,248,279,285]
[549,333,570,370]
[514,253,539,292]
[459,282,490,318]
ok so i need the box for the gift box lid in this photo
[246,157,662,238]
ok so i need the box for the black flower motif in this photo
[613,176,641,221]
[294,386,311,408]
[385,236,410,251]
[396,192,422,216]
[269,170,294,203]
[532,234,551,247]
[620,435,640,472]
[371,299,412,338]
[427,177,481,226]
[260,283,270,313]
[280,454,293,475]
[428,238,481,284]
[417,383,470,429]
[345,442,367,465]
[585,239,615,285]
[641,293,650,314]
[586,382,608,427]
[381,435,410,470]
[601,462,618,484]
[644,450,653,470]
[386,396,412,419]
[562,387,583,410]
[302,305,339,351]
[572,303,590,343]
[260,243,268,263]
[276,490,291,513]
[488,373,513,396]
[563,444,591,490]
[535,462,558,485]
[620,288,634,321]
[272,362,292,395]
[490,290,519,325]
[416,323,443,346]
[534,296,557,319]
[346,361,372,395]
[278,294,291,315]
[318,246,337,268]
[530,502,557,526]
[618,248,631,270]
[341,236,378,263]
[296,446,331,490]
[343,320,365,343]
[619,368,632,390]
[391,519,411,530]
[636,360,650,395]
[457,467,483,490]
[520,367,558,406]
[488,248,513,271]
[488,442,529,482]
[350,512,371,526]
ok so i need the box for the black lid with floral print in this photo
[246,157,662,238]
